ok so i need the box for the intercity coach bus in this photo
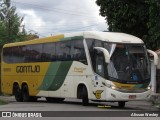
[1,31,158,107]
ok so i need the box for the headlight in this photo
[102,82,117,90]
[111,86,116,90]
[147,86,151,90]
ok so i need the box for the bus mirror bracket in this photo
[147,49,158,65]
[94,47,110,63]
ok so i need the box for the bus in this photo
[1,31,158,107]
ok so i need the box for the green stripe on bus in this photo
[134,82,150,88]
[39,61,72,91]
[60,36,83,41]
[141,82,150,88]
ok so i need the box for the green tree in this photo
[96,0,160,50]
[145,0,160,50]
[0,0,26,48]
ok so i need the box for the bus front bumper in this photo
[105,88,151,101]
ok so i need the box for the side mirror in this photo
[94,47,110,63]
[147,49,158,65]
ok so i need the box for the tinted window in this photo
[12,46,25,63]
[3,47,13,63]
[3,39,87,64]
[56,41,71,61]
[55,40,87,64]
[72,40,87,64]
[23,44,42,62]
[86,39,103,65]
[42,43,56,62]
[3,46,26,63]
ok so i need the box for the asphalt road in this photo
[0,96,159,120]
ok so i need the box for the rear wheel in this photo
[13,84,23,102]
[22,85,30,102]
[118,101,125,108]
[82,86,89,106]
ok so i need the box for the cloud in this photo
[13,0,108,37]
[19,9,46,35]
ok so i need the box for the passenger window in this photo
[86,39,103,66]
[3,39,87,64]
[24,44,42,62]
[56,41,71,61]
[30,44,43,62]
[12,46,24,63]
[72,40,87,64]
[3,47,13,63]
[18,46,26,62]
[42,43,56,62]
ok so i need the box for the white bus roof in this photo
[65,31,144,44]
[4,31,144,48]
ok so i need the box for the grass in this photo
[0,99,8,105]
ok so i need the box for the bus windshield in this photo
[104,43,150,83]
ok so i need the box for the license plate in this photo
[129,95,136,99]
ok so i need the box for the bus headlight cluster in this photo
[102,82,118,90]
[111,86,116,90]
[102,82,124,91]
[147,86,151,90]
[102,82,119,90]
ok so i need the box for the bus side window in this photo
[3,47,13,63]
[72,40,87,65]
[42,43,56,62]
[12,46,23,63]
[86,39,103,67]
[56,41,71,61]
[29,44,43,62]
[62,41,71,61]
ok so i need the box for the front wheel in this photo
[82,86,89,106]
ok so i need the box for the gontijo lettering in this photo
[16,65,40,73]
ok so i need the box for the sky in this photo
[11,0,108,37]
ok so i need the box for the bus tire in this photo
[82,86,89,106]
[22,85,30,102]
[13,84,23,102]
[118,101,125,108]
